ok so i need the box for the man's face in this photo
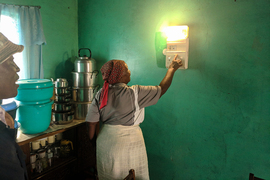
[0,56,20,99]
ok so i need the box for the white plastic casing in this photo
[163,38,189,69]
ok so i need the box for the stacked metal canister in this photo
[72,48,99,120]
[52,78,74,124]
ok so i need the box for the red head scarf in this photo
[99,60,126,109]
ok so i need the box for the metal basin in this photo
[73,102,92,120]
[53,102,72,112]
[72,85,100,102]
[55,87,70,96]
[52,111,74,124]
[55,95,71,103]
[72,70,99,88]
[54,78,68,87]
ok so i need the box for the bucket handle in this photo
[78,48,92,58]
[93,84,100,93]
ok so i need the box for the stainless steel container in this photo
[54,78,68,87]
[53,102,72,112]
[55,87,70,96]
[73,102,91,120]
[55,95,71,103]
[72,85,100,102]
[52,111,74,124]
[72,70,99,87]
[74,48,96,72]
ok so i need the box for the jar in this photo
[60,140,73,158]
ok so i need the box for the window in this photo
[0,15,24,79]
[0,4,46,79]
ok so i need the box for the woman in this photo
[86,55,182,180]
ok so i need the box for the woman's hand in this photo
[169,54,183,71]
[159,54,182,97]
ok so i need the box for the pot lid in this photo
[76,57,95,62]
[56,78,67,82]
[1,98,17,111]
[78,56,91,60]
[16,79,53,89]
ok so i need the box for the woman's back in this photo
[87,83,161,126]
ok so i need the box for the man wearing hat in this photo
[0,32,28,179]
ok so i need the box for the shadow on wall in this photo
[54,51,76,86]
[148,153,176,179]
[93,54,108,86]
[155,32,167,68]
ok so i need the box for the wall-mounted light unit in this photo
[162,25,189,69]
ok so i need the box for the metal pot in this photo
[72,70,99,88]
[72,85,100,102]
[55,87,70,96]
[74,48,96,72]
[52,111,74,124]
[73,102,92,120]
[53,102,72,112]
[54,78,68,88]
[55,95,71,103]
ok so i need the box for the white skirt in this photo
[97,124,149,180]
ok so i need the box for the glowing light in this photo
[162,25,189,41]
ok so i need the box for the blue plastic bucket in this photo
[16,100,53,134]
[15,79,53,102]
[1,99,18,120]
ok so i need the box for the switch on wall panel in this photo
[165,52,188,69]
[163,38,189,70]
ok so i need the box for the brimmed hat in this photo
[0,32,24,65]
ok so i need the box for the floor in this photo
[77,170,98,180]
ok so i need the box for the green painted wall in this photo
[0,0,78,82]
[78,0,270,179]
[2,0,269,179]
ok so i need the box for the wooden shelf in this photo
[30,156,77,180]
[16,120,85,146]
[17,119,95,179]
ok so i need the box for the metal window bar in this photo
[0,3,41,9]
